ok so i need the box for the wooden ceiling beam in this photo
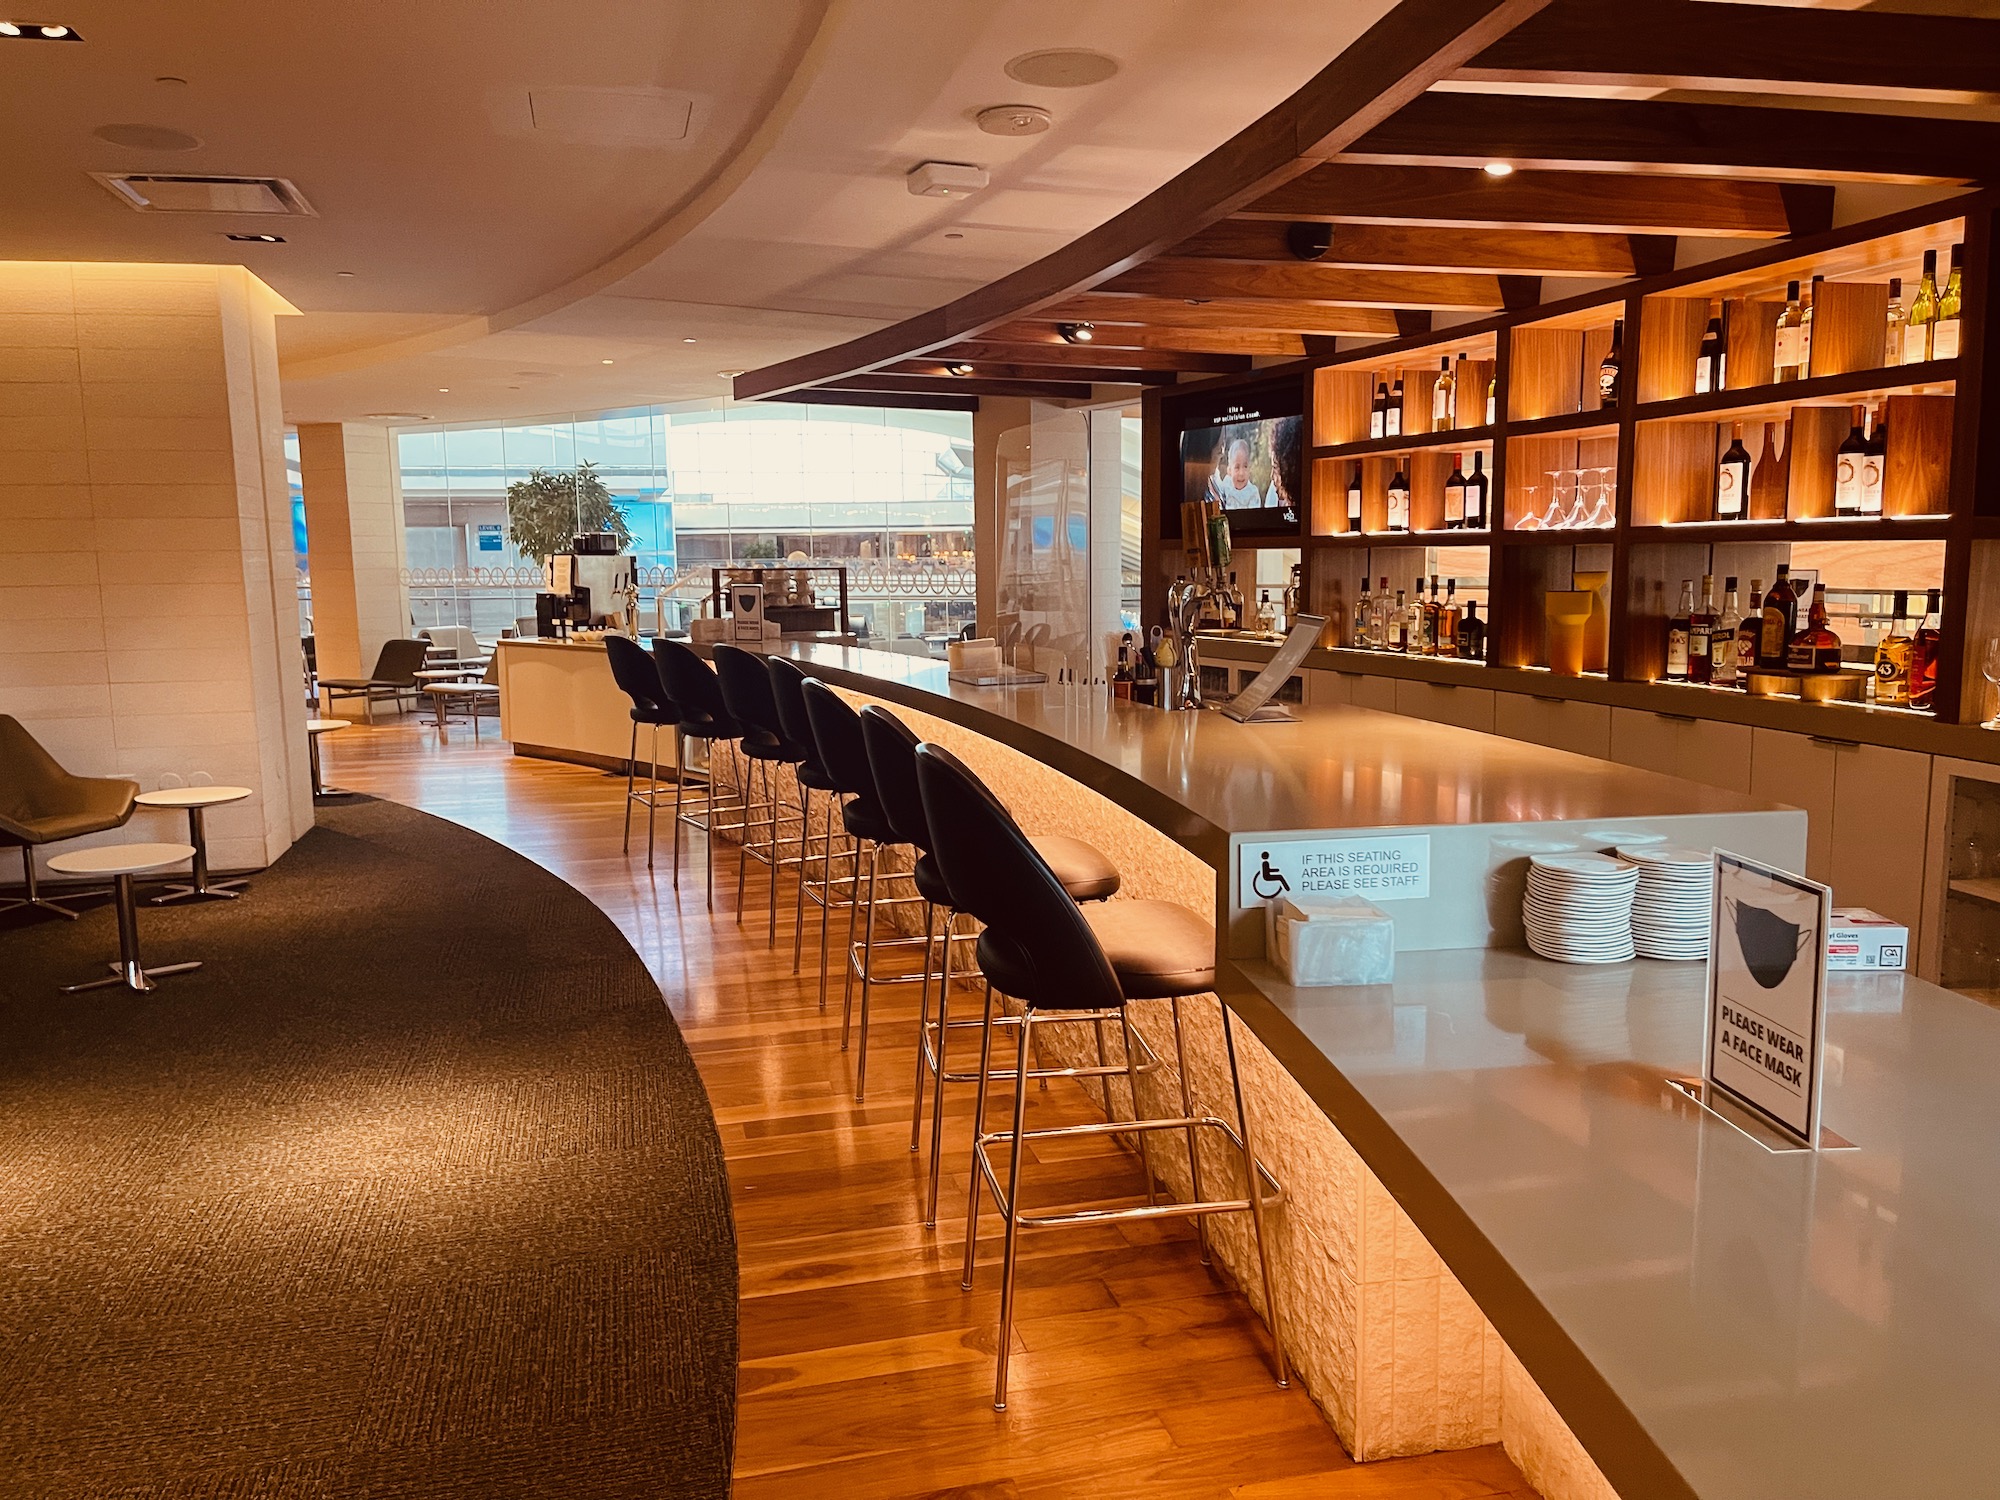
[985,322,1313,358]
[814,373,1093,401]
[1101,258,1505,311]
[890,358,1172,386]
[1174,218,1668,276]
[1460,0,2000,105]
[1344,93,2000,185]
[1046,294,1402,337]
[927,340,1253,373]
[1242,163,1816,238]
[733,0,1553,399]
[781,389,978,413]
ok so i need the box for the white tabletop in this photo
[48,842,195,876]
[135,786,252,810]
[306,718,349,734]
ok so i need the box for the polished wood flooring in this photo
[322,719,1537,1500]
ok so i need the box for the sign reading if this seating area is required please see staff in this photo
[1237,835,1430,908]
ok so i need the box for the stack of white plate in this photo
[1617,845,1715,960]
[1524,853,1638,964]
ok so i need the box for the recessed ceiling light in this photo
[0,23,19,34]
[224,231,284,243]
[943,231,964,240]
[1483,161,1515,177]
[39,24,67,36]
[437,387,449,393]
[336,270,355,277]
[0,20,80,38]
[154,75,186,86]
[602,358,615,364]
[1004,48,1117,88]
[1056,322,1094,344]
[682,337,696,343]
[946,362,975,376]
[976,103,1052,137]
[717,370,744,379]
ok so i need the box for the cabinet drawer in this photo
[1304,669,1350,707]
[1749,729,1839,882]
[1829,741,1931,946]
[1609,708,1683,779]
[1495,693,1611,760]
[1394,678,1496,733]
[1348,673,1398,713]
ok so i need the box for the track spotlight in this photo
[1056,322,1095,344]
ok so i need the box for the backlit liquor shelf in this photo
[1155,192,2000,737]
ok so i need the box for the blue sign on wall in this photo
[476,523,504,553]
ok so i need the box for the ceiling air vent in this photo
[91,173,316,215]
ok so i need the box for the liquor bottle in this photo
[1713,577,1743,687]
[1370,378,1389,439]
[1443,452,1468,529]
[1598,318,1624,407]
[1884,276,1906,366]
[1388,590,1409,652]
[1910,587,1942,708]
[1282,562,1302,635]
[1353,577,1374,649]
[1386,462,1411,531]
[1228,571,1244,631]
[1934,243,1963,360]
[1786,582,1842,673]
[1906,250,1939,364]
[1773,280,1805,380]
[1423,575,1443,655]
[1833,404,1868,517]
[1386,375,1405,438]
[1715,421,1752,520]
[1433,356,1456,430]
[1371,575,1393,645]
[1347,461,1364,529]
[1459,599,1486,661]
[1758,564,1796,669]
[1694,315,1725,395]
[1874,589,1913,706]
[1860,405,1887,517]
[1406,589,1426,654]
[1736,578,1763,683]
[1438,579,1461,656]
[1689,574,1718,685]
[1666,578,1694,682]
[1750,420,1789,520]
[1800,274,1824,377]
[1112,635,1134,700]
[1464,451,1489,529]
[1256,589,1276,633]
[1136,628,1157,705]
[1485,373,1497,425]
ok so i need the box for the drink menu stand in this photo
[45,842,202,994]
[134,786,253,903]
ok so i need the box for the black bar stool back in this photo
[654,637,745,906]
[604,635,678,867]
[768,657,841,971]
[714,644,806,938]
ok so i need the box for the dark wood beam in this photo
[1046,294,1400,338]
[1101,258,1504,311]
[1176,218,1655,276]
[985,322,1313,358]
[1243,163,1817,238]
[1498,275,1540,311]
[815,373,1093,401]
[1343,92,2000,185]
[891,358,1171,386]
[782,389,978,413]
[734,0,1554,399]
[1460,0,2000,105]
[1393,310,1433,340]
[929,339,1253,374]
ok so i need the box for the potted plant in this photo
[504,462,631,564]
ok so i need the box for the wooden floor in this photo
[322,718,1537,1500]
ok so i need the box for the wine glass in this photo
[1542,469,1572,530]
[1585,468,1618,528]
[1983,638,2000,730]
[1515,483,1542,531]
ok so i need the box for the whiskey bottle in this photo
[1443,453,1468,529]
[1112,636,1134,701]
[1884,276,1906,366]
[1423,575,1443,655]
[1694,315,1726,395]
[1667,579,1694,682]
[1689,574,1718,685]
[1598,318,1624,407]
[1736,578,1763,684]
[1386,375,1405,438]
[1370,378,1389,439]
[1874,589,1913,706]
[1713,577,1743,687]
[1432,356,1455,430]
[1715,421,1751,520]
[1934,243,1963,361]
[1347,461,1364,529]
[1758,564,1797,669]
[1256,589,1276,634]
[1860,405,1887,517]
[1386,463,1411,531]
[1388,590,1409,653]
[1910,588,1942,708]
[1353,577,1374,649]
[1464,451,1489,529]
[1438,579,1461,656]
[1786,581,1842,673]
[1906,250,1939,364]
[1833,404,1869,517]
[1459,599,1486,661]
[1773,280,1805,380]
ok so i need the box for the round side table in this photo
[46,843,201,994]
[135,786,253,903]
[306,718,352,799]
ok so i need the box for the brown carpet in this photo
[0,798,736,1498]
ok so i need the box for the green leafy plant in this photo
[504,462,630,564]
[739,539,780,561]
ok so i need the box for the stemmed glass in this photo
[1515,483,1542,531]
[1982,638,2000,730]
[1541,469,1573,530]
[1584,467,1617,528]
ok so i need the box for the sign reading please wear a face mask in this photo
[1706,851,1832,1148]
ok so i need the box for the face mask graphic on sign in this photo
[1727,897,1816,989]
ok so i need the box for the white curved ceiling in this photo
[0,0,1397,424]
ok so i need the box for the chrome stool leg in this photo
[910,900,938,1152]
[621,719,639,853]
[960,979,1001,1289]
[923,908,959,1227]
[841,839,879,1055]
[1171,997,1210,1264]
[993,1006,1036,1410]
[645,722,662,868]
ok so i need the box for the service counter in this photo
[770,640,2000,1500]
[494,636,679,774]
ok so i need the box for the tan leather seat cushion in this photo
[1083,898,1216,999]
[1028,833,1121,903]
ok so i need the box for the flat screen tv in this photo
[1178,393,1304,538]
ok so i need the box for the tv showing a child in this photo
[1179,404,1302,535]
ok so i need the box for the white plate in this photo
[1618,845,1713,866]
[1530,853,1637,877]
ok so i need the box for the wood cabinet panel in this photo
[1393,678,1495,733]
[1749,728,1839,881]
[1495,693,1611,760]
[1830,741,1932,946]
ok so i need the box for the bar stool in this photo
[654,638,747,907]
[914,742,1288,1410]
[854,705,1123,1224]
[766,656,842,974]
[713,644,807,939]
[605,635,679,867]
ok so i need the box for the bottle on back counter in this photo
[1422,575,1442,655]
[1370,376,1389,439]
[1437,579,1461,656]
[1694,313,1726,395]
[1371,575,1393,645]
[1713,577,1743,687]
[1353,577,1374,649]
[1907,251,1939,364]
[1387,589,1409,653]
[1787,582,1843,673]
[1255,588,1276,634]
[1485,372,1497,425]
[1444,453,1468,529]
[1433,356,1455,430]
[1911,587,1943,708]
[1935,243,1964,361]
[1112,634,1134,700]
[1689,574,1718,685]
[1464,451,1489,529]
[1758,564,1797,669]
[1774,280,1805,380]
[1874,589,1913,706]
[1598,318,1624,407]
[1884,276,1907,365]
[1666,579,1694,682]
[1459,598,1486,661]
[1387,374,1405,437]
[1347,462,1364,529]
[1386,463,1411,531]
[1735,578,1763,684]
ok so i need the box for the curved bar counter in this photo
[768,641,2000,1500]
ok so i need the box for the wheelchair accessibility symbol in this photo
[1250,851,1291,901]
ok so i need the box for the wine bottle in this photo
[1386,463,1411,531]
[1464,451,1489,530]
[1666,579,1694,682]
[1715,421,1751,520]
[1736,579,1763,684]
[1773,280,1805,380]
[1432,356,1455,431]
[1833,404,1868,517]
[1884,276,1906,366]
[1386,375,1405,438]
[1786,582,1842,673]
[1911,588,1942,708]
[1906,250,1938,365]
[1370,378,1388,439]
[1689,574,1718,685]
[1874,589,1912,706]
[1860,405,1887,517]
[1694,315,1725,395]
[1800,274,1824,377]
[1713,577,1742,687]
[1485,373,1497,425]
[1598,318,1624,407]
[1934,243,1963,360]
[1758,565,1797,669]
[1347,461,1364,529]
[1443,452,1467,529]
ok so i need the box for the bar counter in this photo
[774,641,2000,1500]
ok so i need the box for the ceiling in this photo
[0,0,1408,424]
